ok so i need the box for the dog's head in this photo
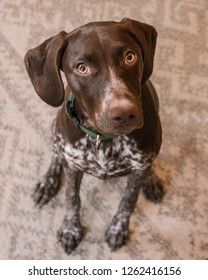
[25,18,157,135]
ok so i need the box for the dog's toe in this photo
[33,175,60,207]
[142,174,164,203]
[58,219,84,254]
[105,219,129,251]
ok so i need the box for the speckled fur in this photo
[34,121,164,253]
[63,134,155,179]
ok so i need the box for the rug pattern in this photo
[0,0,208,259]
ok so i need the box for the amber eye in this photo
[125,51,137,64]
[76,63,90,74]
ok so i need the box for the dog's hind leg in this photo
[33,122,63,207]
[33,153,63,208]
[141,170,164,203]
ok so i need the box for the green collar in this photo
[66,93,118,146]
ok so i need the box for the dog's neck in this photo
[65,93,119,146]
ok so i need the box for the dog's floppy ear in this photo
[24,31,69,107]
[121,18,157,83]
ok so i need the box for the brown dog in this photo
[25,18,164,254]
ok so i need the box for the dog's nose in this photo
[109,101,138,126]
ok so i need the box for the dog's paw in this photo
[142,174,164,203]
[105,218,129,251]
[33,175,61,207]
[57,218,84,254]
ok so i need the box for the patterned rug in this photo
[0,0,207,260]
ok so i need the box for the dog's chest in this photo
[61,135,153,179]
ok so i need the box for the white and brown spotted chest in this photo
[59,134,154,179]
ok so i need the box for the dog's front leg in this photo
[58,168,84,254]
[105,168,164,251]
[105,171,142,251]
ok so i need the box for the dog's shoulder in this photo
[133,81,162,155]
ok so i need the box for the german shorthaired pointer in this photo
[24,18,164,254]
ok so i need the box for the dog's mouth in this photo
[93,117,144,136]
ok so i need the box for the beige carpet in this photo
[0,0,208,260]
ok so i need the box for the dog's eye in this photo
[125,51,137,64]
[76,63,90,74]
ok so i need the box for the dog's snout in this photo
[109,101,138,126]
[97,98,143,134]
[110,106,136,125]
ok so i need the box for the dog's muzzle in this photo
[95,98,143,134]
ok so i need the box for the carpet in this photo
[0,0,208,259]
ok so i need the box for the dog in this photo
[24,18,164,254]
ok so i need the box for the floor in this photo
[0,0,208,259]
